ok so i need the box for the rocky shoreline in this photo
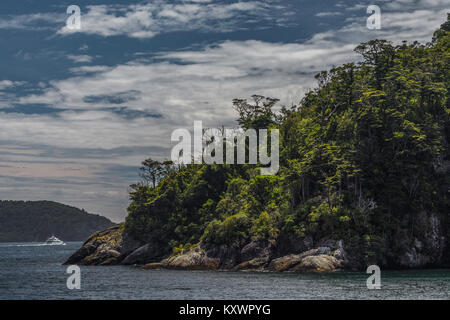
[63,212,449,272]
[63,225,350,272]
[142,245,346,273]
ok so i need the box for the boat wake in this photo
[0,243,49,247]
[0,236,67,247]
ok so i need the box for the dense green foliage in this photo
[0,200,114,242]
[126,18,450,266]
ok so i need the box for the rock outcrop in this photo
[233,257,269,271]
[63,224,143,265]
[290,255,341,272]
[140,242,347,273]
[268,246,344,272]
[268,254,303,271]
[142,245,220,270]
[121,243,165,265]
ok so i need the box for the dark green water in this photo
[0,242,449,300]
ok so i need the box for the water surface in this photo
[0,242,449,300]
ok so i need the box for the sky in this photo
[0,0,448,222]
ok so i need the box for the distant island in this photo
[0,200,114,242]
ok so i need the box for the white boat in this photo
[45,235,66,245]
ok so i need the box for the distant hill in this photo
[0,200,115,242]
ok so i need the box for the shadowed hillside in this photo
[0,200,114,242]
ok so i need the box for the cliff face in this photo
[397,213,447,268]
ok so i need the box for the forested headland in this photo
[65,16,449,271]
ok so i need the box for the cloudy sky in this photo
[0,0,448,222]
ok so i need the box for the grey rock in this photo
[398,213,446,268]
[121,243,164,265]
[273,235,313,257]
[397,211,445,268]
[240,240,270,261]
[316,247,332,255]
[163,246,220,270]
[291,254,342,272]
[63,224,143,266]
[399,248,430,268]
[205,244,241,268]
[234,257,269,271]
[268,254,303,271]
[120,231,144,256]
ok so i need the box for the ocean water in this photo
[0,242,449,300]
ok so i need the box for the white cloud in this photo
[0,0,290,38]
[69,65,112,75]
[314,4,448,45]
[67,54,94,63]
[17,39,357,139]
[56,0,287,38]
[316,12,343,17]
[0,12,63,30]
[0,80,25,90]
